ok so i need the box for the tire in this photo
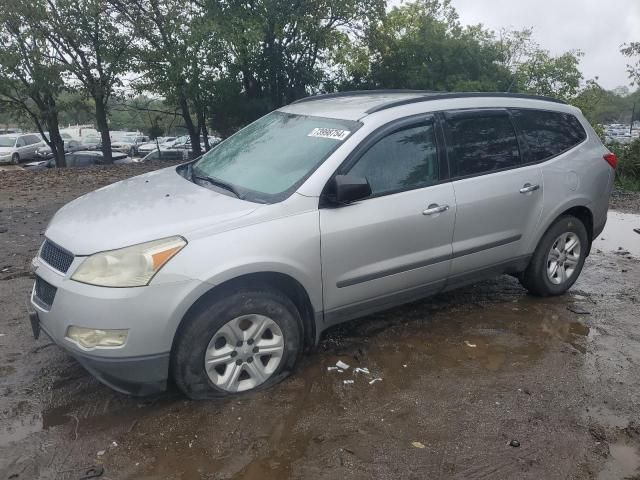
[11,153,19,165]
[519,215,589,297]
[172,288,302,400]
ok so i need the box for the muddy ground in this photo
[1,164,640,480]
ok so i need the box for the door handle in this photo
[423,204,449,215]
[519,183,540,194]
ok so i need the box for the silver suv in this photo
[28,91,615,398]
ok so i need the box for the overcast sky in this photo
[450,0,639,90]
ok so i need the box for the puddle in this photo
[0,279,599,478]
[598,442,640,480]
[125,293,592,479]
[593,211,640,257]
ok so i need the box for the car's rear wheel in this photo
[11,153,19,165]
[172,287,302,399]
[519,215,588,296]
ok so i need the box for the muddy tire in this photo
[172,288,302,400]
[11,153,19,165]
[519,215,589,297]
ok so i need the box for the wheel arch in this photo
[171,271,318,360]
[561,205,594,243]
[531,201,595,255]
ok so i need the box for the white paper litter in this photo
[343,380,354,384]
[327,366,339,371]
[464,340,477,348]
[354,367,370,375]
[336,360,350,370]
[369,378,383,384]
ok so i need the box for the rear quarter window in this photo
[512,109,587,163]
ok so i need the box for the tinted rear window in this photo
[512,109,587,162]
[445,113,521,178]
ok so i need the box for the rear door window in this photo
[347,122,439,196]
[444,112,521,178]
[511,109,587,162]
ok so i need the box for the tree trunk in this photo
[47,117,66,168]
[95,96,113,164]
[177,91,201,158]
[28,95,66,168]
[197,107,210,151]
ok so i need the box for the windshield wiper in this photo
[191,169,243,199]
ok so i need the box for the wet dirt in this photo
[1,165,640,479]
[593,211,640,257]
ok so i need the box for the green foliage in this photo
[621,42,640,86]
[0,0,67,165]
[209,0,384,106]
[572,85,640,125]
[609,140,640,191]
[1,0,638,152]
[338,0,511,91]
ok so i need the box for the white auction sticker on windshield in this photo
[308,128,351,140]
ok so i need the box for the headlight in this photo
[71,236,186,287]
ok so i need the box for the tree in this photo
[44,0,137,163]
[335,0,512,92]
[622,42,640,86]
[500,32,583,100]
[111,0,224,156]
[0,0,66,166]
[205,0,384,127]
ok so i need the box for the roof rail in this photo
[291,89,435,105]
[365,92,567,114]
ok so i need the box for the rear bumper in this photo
[33,311,169,396]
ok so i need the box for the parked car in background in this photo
[171,135,221,156]
[23,150,132,170]
[35,139,84,159]
[139,148,188,162]
[59,126,100,144]
[0,133,45,164]
[79,134,101,150]
[27,91,615,399]
[111,136,149,156]
[136,137,178,157]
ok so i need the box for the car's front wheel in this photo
[11,153,19,165]
[172,287,302,399]
[519,215,588,296]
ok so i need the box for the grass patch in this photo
[615,174,640,192]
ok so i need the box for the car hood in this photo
[0,147,14,154]
[46,166,260,255]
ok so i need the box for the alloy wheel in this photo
[546,232,581,285]
[204,314,284,392]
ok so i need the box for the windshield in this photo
[193,111,359,202]
[0,137,17,147]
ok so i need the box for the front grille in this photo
[34,277,57,309]
[40,239,74,273]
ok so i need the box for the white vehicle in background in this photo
[59,125,100,144]
[136,137,178,157]
[0,133,46,164]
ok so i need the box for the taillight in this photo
[603,153,617,169]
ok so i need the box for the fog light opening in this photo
[65,326,129,349]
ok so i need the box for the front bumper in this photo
[30,309,168,395]
[29,254,210,396]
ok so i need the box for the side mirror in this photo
[325,174,372,206]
